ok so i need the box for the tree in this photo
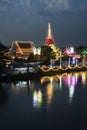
[28,53,39,62]
[28,45,57,64]
[40,45,56,64]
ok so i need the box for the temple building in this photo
[9,41,35,59]
[45,22,61,60]
[45,22,54,46]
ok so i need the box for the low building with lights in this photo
[9,41,35,59]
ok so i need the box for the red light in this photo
[46,38,54,45]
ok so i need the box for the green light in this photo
[59,77,62,90]
[82,48,87,54]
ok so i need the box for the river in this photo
[0,71,87,130]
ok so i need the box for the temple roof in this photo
[18,42,34,49]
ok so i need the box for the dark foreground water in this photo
[0,71,87,130]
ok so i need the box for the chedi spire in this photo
[45,22,54,45]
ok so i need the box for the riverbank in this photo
[1,65,87,82]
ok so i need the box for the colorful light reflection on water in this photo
[33,90,42,109]
[10,71,87,111]
[1,71,87,129]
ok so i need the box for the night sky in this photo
[0,0,87,47]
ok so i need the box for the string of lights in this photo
[40,62,87,72]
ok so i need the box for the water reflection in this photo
[11,71,87,110]
[82,72,87,86]
[63,74,77,102]
[46,82,53,107]
[41,71,87,105]
[33,90,42,109]
[59,76,62,90]
[11,80,34,94]
[0,82,9,106]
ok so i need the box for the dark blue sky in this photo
[0,0,87,47]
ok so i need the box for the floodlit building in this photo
[9,41,35,59]
[45,22,54,46]
[45,22,61,60]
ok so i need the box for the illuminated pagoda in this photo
[45,22,61,60]
[45,22,54,46]
[9,41,35,59]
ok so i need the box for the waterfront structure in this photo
[9,41,35,59]
[13,62,35,74]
